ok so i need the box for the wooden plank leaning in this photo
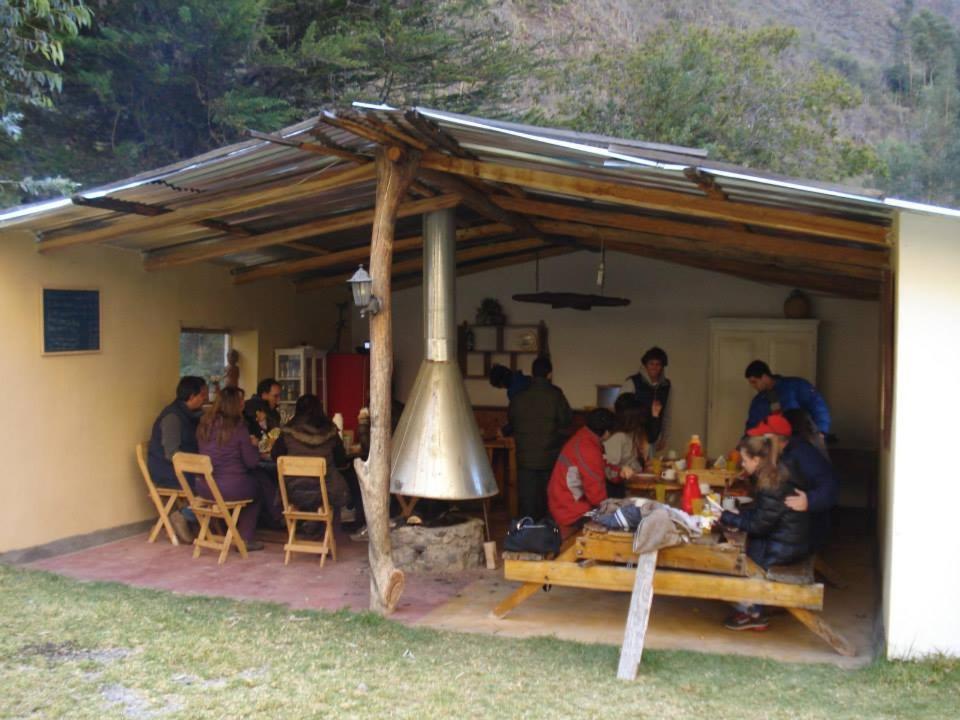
[617,551,658,681]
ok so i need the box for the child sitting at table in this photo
[719,426,810,631]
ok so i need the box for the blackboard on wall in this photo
[42,289,101,354]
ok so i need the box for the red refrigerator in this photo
[326,353,370,431]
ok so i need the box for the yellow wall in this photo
[384,250,881,454]
[0,230,344,552]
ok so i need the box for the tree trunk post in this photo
[354,146,420,614]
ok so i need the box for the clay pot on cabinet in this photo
[783,289,811,319]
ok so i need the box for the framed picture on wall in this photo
[42,288,101,355]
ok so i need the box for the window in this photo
[179,329,229,386]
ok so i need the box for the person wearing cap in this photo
[780,409,839,554]
[744,360,831,438]
[748,412,839,554]
[619,346,671,452]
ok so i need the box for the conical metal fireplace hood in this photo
[390,209,498,500]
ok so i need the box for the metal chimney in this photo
[390,209,498,500]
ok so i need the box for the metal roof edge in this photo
[883,198,960,219]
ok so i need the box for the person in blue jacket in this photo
[781,409,839,553]
[744,360,831,436]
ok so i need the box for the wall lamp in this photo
[347,264,381,317]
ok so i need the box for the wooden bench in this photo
[494,526,854,656]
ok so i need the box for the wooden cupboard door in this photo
[766,333,817,384]
[706,320,819,458]
[707,331,763,458]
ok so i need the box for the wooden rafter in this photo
[420,152,889,246]
[393,246,575,291]
[143,193,461,271]
[497,196,888,271]
[295,237,550,292]
[531,220,884,280]
[419,169,541,238]
[232,222,511,284]
[588,239,879,299]
[39,163,378,253]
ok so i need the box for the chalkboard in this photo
[43,289,101,354]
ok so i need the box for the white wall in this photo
[387,250,881,454]
[0,230,344,552]
[885,211,960,658]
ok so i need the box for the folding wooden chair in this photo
[172,452,252,564]
[277,456,337,566]
[135,442,188,545]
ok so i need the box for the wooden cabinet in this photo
[457,322,548,379]
[706,319,819,458]
[275,346,326,423]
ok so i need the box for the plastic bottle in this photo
[681,473,702,514]
[686,434,703,468]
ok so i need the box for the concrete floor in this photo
[27,513,877,669]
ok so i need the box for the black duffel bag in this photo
[503,516,561,555]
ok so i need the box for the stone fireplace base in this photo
[390,517,484,573]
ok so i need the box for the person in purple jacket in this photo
[196,386,266,551]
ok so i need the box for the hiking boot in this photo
[169,510,195,544]
[724,611,769,631]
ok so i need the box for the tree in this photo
[0,0,92,121]
[252,0,532,116]
[878,8,960,205]
[0,1,90,205]
[551,24,879,182]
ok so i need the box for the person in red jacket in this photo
[548,408,635,537]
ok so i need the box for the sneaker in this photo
[244,540,265,551]
[340,506,357,523]
[724,611,769,631]
[169,510,195,544]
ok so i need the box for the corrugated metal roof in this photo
[2,103,938,298]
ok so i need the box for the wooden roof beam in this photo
[537,220,882,281]
[39,162,377,253]
[393,246,575,291]
[420,152,889,246]
[295,237,550,292]
[419,169,541,238]
[143,193,461,271]
[590,239,878,299]
[232,222,511,285]
[494,195,887,270]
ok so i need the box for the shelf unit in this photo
[275,346,326,423]
[457,322,548,379]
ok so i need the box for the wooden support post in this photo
[354,146,421,614]
[617,551,658,680]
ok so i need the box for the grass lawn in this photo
[1,564,957,719]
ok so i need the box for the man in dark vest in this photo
[619,346,671,453]
[147,376,208,541]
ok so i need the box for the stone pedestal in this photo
[390,517,484,573]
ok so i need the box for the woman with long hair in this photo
[271,394,358,522]
[719,428,811,630]
[196,386,265,550]
[603,392,662,474]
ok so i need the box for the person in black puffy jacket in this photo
[720,431,811,631]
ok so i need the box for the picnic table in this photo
[494,524,855,656]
